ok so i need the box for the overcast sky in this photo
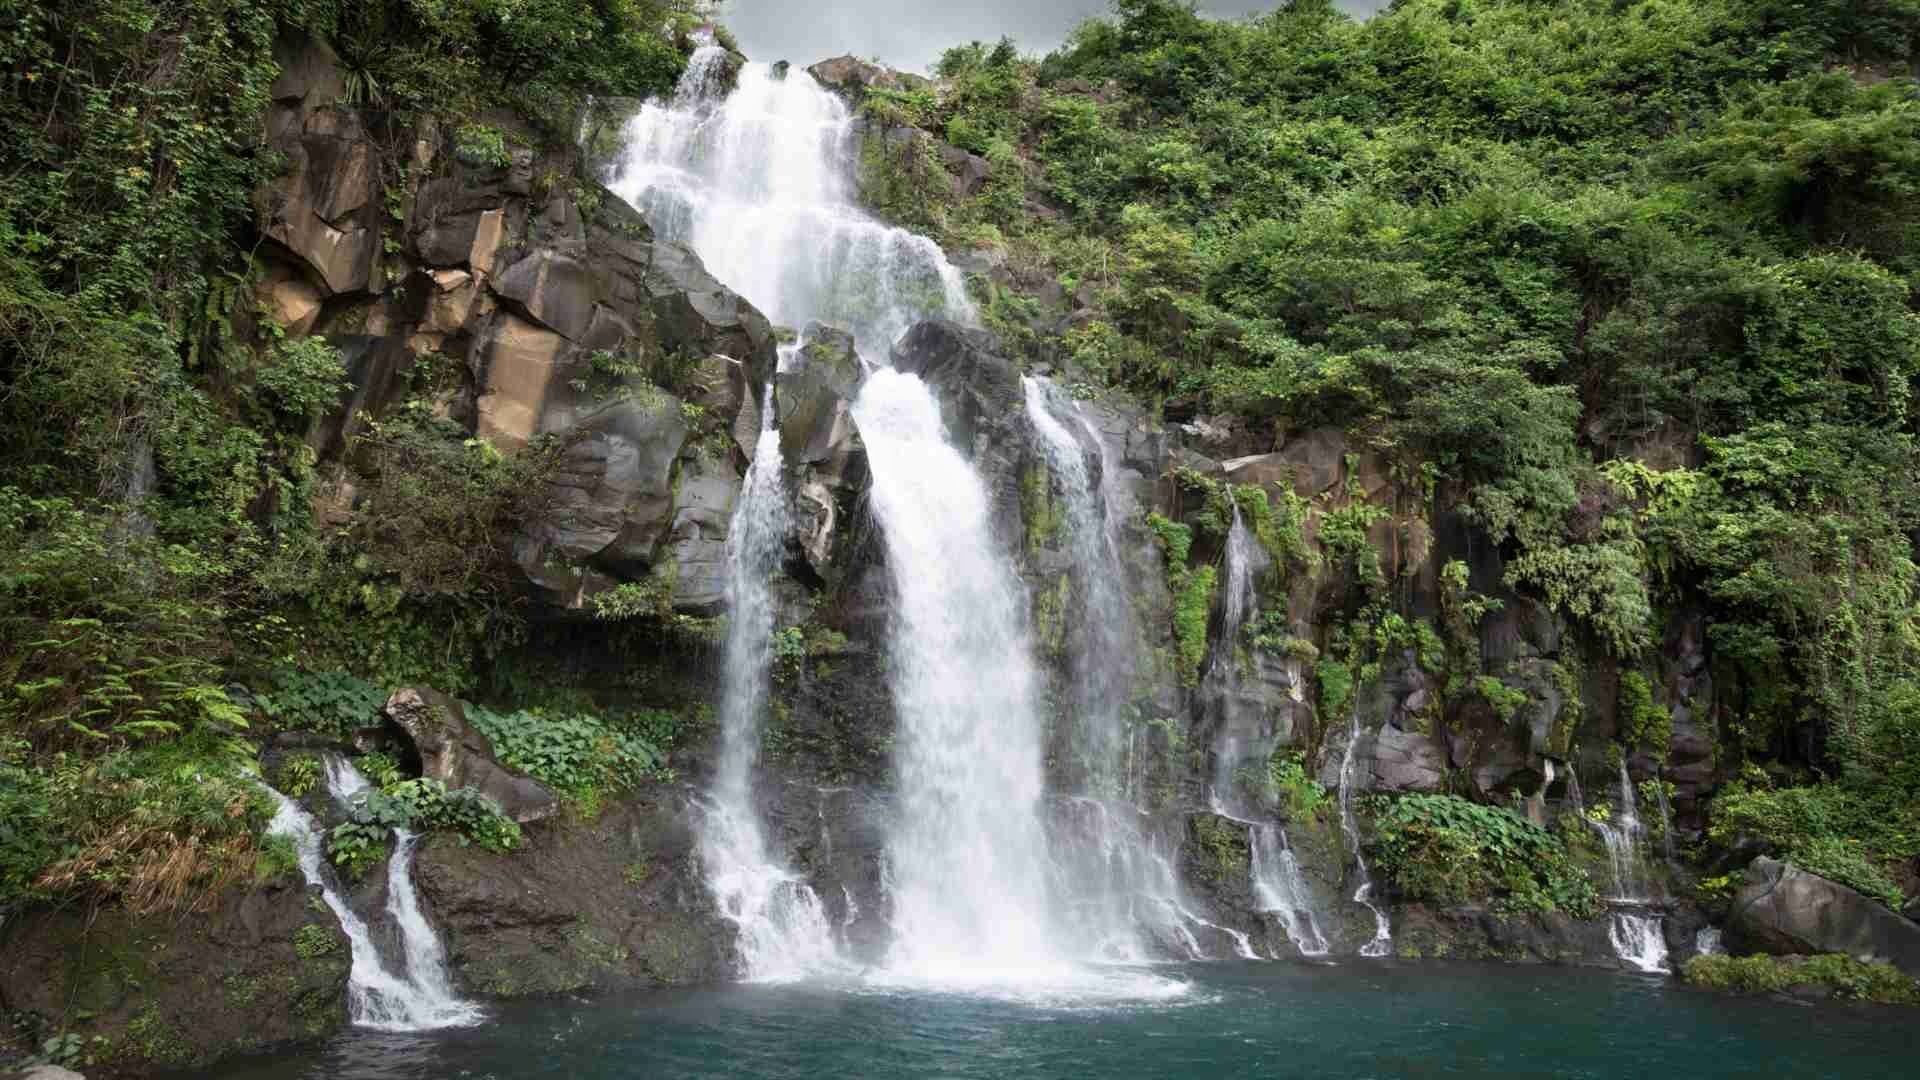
[717,1,1387,73]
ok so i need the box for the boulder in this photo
[383,688,559,824]
[1729,857,1920,976]
[513,396,690,601]
[805,56,931,98]
[17,1067,86,1080]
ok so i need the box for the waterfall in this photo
[1592,757,1671,973]
[1194,504,1333,959]
[1249,824,1331,957]
[614,42,971,359]
[1335,710,1393,958]
[852,368,1059,982]
[263,767,480,1031]
[1610,913,1671,974]
[1651,768,1677,864]
[699,382,844,979]
[1594,758,1646,902]
[1695,927,1725,956]
[1025,376,1204,962]
[615,37,974,975]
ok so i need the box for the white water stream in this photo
[262,759,480,1031]
[700,383,845,980]
[615,43,971,360]
[1335,710,1394,958]
[853,368,1060,983]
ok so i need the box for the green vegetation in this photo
[837,0,1920,914]
[1684,953,1920,1005]
[466,703,669,805]
[0,0,710,912]
[1372,793,1600,918]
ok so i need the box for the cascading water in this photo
[1593,758,1669,973]
[262,762,480,1031]
[1249,824,1330,957]
[1199,503,1331,959]
[616,37,973,976]
[852,368,1059,983]
[1024,377,1206,963]
[1335,710,1393,958]
[615,42,971,359]
[698,382,844,979]
[1595,758,1645,903]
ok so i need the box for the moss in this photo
[1172,565,1217,688]
[1619,670,1672,759]
[1189,814,1249,887]
[1033,572,1070,657]
[1232,483,1316,577]
[1547,660,1582,756]
[293,923,343,960]
[1021,464,1064,555]
[1684,953,1920,1004]
[125,1005,193,1067]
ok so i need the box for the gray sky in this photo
[718,2,1387,73]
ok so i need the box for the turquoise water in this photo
[210,962,1915,1079]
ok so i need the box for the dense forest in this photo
[3,0,1920,1065]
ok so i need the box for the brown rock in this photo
[384,688,558,824]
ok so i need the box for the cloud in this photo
[716,1,1385,73]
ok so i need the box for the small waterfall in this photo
[853,368,1059,982]
[384,830,477,1018]
[1565,764,1585,818]
[1651,769,1677,864]
[1335,710,1393,958]
[699,383,844,979]
[1205,504,1260,805]
[615,42,971,358]
[1610,912,1671,974]
[1025,377,1196,962]
[1593,757,1671,973]
[263,774,479,1030]
[1196,503,1332,959]
[1249,824,1331,957]
[1594,758,1646,902]
[1695,927,1725,956]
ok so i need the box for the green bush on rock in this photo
[1373,793,1599,918]
[1684,954,1920,1005]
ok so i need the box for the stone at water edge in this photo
[384,688,559,824]
[1728,857,1920,977]
[13,1066,87,1080]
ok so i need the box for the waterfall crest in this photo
[615,44,971,360]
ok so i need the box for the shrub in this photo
[256,670,387,739]
[466,704,666,802]
[1373,793,1599,918]
[1685,953,1920,1005]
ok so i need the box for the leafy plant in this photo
[1373,793,1599,918]
[466,703,667,802]
[256,670,387,739]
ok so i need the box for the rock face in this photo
[1729,857,1920,976]
[384,688,559,824]
[806,56,931,97]
[416,789,732,994]
[0,884,350,1073]
[256,31,780,617]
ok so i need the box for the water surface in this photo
[208,961,1916,1079]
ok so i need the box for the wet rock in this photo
[1729,857,1920,976]
[1372,725,1447,792]
[513,396,690,604]
[384,688,559,824]
[0,884,349,1072]
[416,788,732,991]
[665,452,738,613]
